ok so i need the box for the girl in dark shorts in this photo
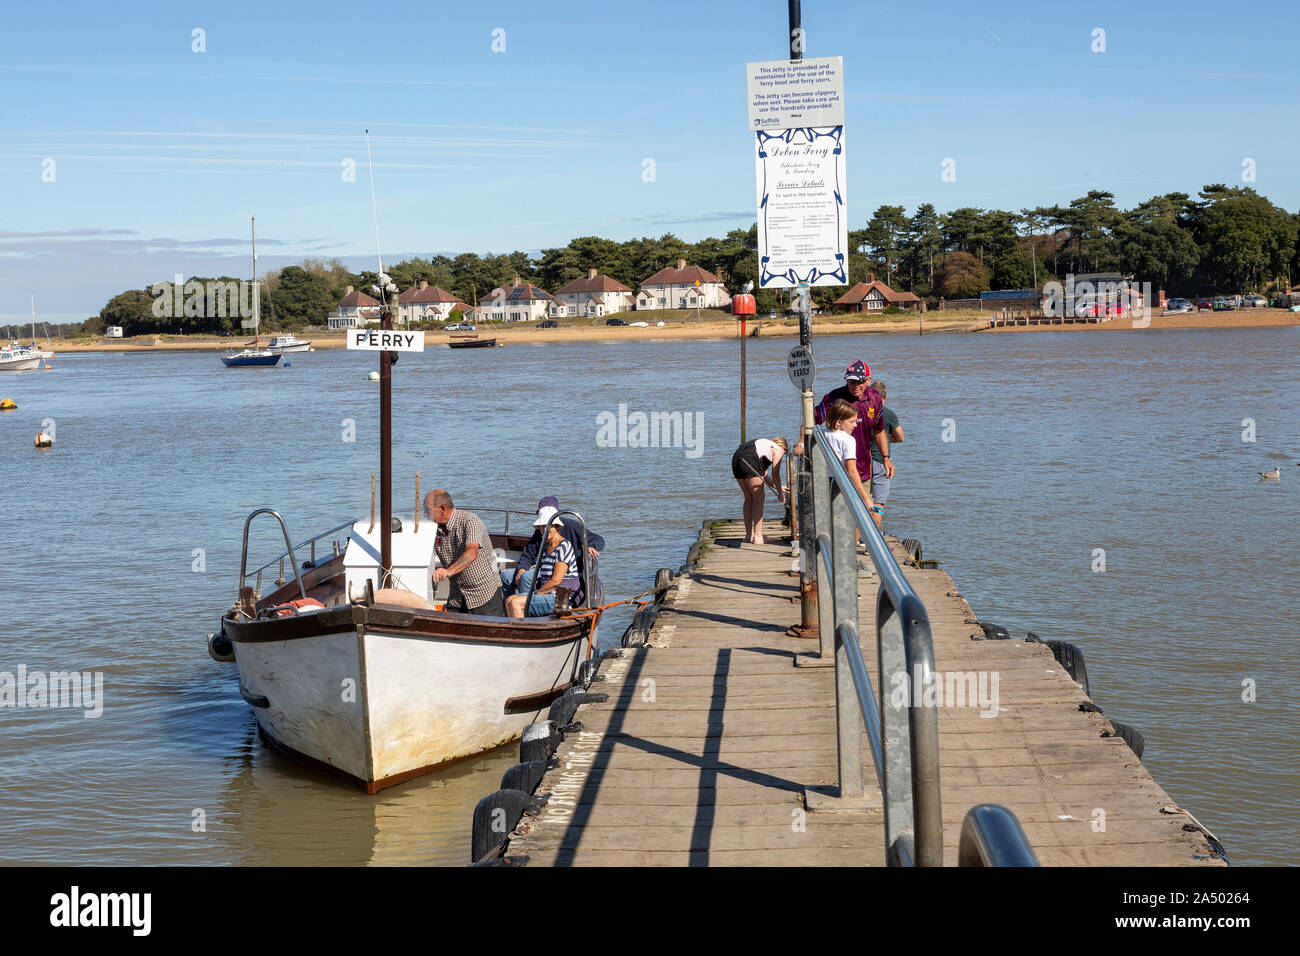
[731,437,788,544]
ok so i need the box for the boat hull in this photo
[224,604,590,791]
[221,352,282,367]
[268,343,311,354]
[447,338,497,349]
[0,355,41,371]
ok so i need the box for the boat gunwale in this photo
[223,602,595,647]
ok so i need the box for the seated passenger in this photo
[506,516,580,618]
[503,496,605,606]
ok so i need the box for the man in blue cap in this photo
[503,496,606,606]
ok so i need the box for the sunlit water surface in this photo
[0,327,1295,865]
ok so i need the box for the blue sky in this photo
[2,0,1297,321]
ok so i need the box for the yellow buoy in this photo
[44,364,52,370]
[0,399,15,411]
[34,431,53,448]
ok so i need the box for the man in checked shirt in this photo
[425,489,507,616]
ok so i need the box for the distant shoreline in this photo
[31,308,1300,353]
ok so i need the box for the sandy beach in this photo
[33,308,1299,353]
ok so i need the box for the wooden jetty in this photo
[505,518,1225,867]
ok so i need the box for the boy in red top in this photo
[813,359,894,486]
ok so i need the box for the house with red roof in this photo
[327,285,382,329]
[636,259,730,311]
[550,268,636,318]
[396,280,469,325]
[469,277,561,323]
[833,274,922,313]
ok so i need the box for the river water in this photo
[0,327,1296,866]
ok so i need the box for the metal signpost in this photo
[748,5,847,640]
[347,316,424,580]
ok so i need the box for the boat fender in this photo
[471,789,548,864]
[500,759,552,795]
[622,621,649,648]
[1104,720,1145,759]
[973,620,1010,641]
[520,720,563,764]
[548,688,610,728]
[207,630,236,663]
[1042,640,1090,696]
[653,568,675,609]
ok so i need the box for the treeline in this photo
[90,184,1298,334]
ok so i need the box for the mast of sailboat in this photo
[365,129,395,582]
[250,216,259,338]
[30,291,36,345]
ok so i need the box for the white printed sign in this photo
[747,57,844,131]
[346,329,425,352]
[756,127,848,289]
[787,345,815,391]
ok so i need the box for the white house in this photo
[396,280,469,325]
[550,268,636,318]
[637,259,730,310]
[327,285,382,329]
[474,277,560,323]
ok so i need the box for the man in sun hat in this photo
[812,360,894,491]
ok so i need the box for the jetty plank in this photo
[507,520,1224,867]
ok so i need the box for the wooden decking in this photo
[508,519,1225,867]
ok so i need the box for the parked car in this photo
[1195,298,1213,311]
[537,320,558,329]
[1242,294,1267,308]
[1211,297,1235,311]
[1164,298,1194,315]
[628,321,649,327]
[605,318,627,326]
[445,322,475,331]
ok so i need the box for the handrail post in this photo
[809,432,835,664]
[830,483,865,799]
[877,590,915,864]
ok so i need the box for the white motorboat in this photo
[209,506,601,791]
[204,145,602,792]
[265,334,312,354]
[0,346,41,371]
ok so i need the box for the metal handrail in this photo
[525,510,591,613]
[807,424,943,866]
[238,509,308,604]
[245,518,357,580]
[958,805,1040,867]
[460,506,541,536]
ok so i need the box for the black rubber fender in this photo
[900,538,922,564]
[1043,640,1090,697]
[653,568,675,608]
[1106,720,1145,758]
[976,620,1010,641]
[471,789,547,863]
[519,720,563,764]
[547,687,610,727]
[500,760,549,795]
[207,630,235,663]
